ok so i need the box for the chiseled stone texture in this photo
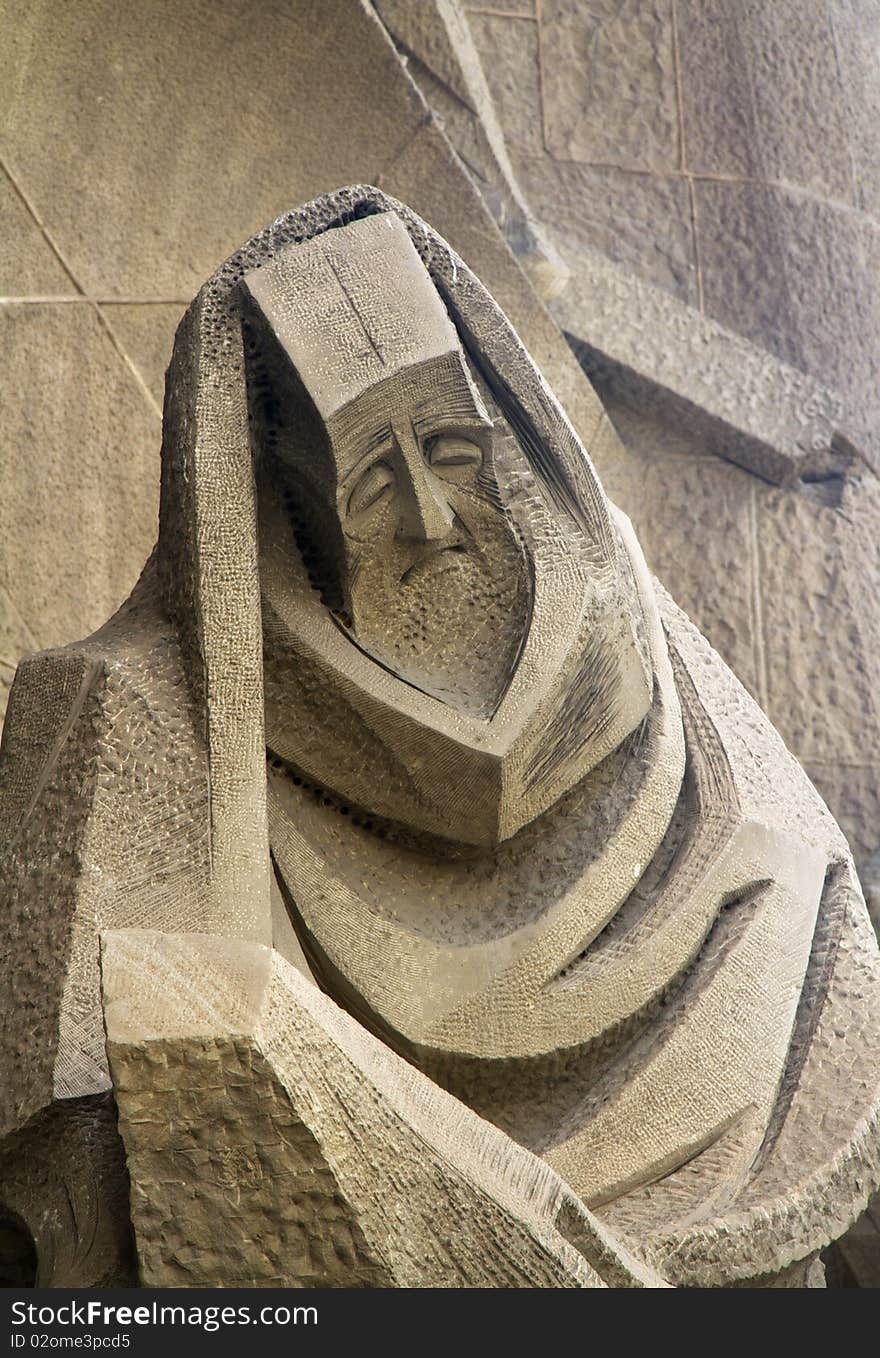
[463,0,880,444]
[695,179,880,431]
[831,0,880,218]
[677,0,854,200]
[594,397,761,704]
[466,12,545,158]
[465,1,535,14]
[540,0,679,171]
[516,159,698,306]
[595,390,880,883]
[104,933,657,1288]
[555,243,861,484]
[0,303,159,661]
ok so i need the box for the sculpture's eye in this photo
[426,436,483,470]
[347,460,395,518]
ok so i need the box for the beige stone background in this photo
[461,0,880,877]
[1,0,879,1281]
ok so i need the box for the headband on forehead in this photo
[242,211,463,421]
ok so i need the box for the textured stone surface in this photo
[101,304,185,408]
[3,183,880,1290]
[597,399,761,703]
[0,165,71,295]
[104,932,659,1288]
[803,764,880,870]
[0,303,159,658]
[677,0,854,200]
[467,12,544,158]
[374,0,569,299]
[0,0,610,729]
[516,158,697,307]
[465,1,535,14]
[540,0,678,171]
[694,179,880,431]
[0,0,426,299]
[462,0,880,453]
[756,476,880,767]
[830,0,880,218]
[1,0,880,1287]
[554,244,862,485]
[378,118,608,449]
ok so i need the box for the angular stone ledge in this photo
[552,245,876,488]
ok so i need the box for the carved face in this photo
[326,354,532,717]
[245,208,652,846]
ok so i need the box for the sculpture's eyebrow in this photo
[411,398,489,437]
[412,404,488,437]
[357,422,393,457]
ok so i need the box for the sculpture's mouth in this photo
[399,540,468,586]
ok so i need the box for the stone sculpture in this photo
[1,187,879,1289]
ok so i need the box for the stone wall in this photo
[457,0,880,894]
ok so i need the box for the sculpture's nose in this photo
[392,426,456,543]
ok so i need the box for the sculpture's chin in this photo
[346,517,532,721]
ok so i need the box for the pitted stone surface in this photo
[554,244,863,485]
[540,0,679,172]
[677,0,854,199]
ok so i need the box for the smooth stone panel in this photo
[0,0,425,298]
[0,166,72,295]
[101,303,186,408]
[0,304,159,674]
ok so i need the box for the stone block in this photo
[0,304,159,676]
[0,0,426,298]
[830,0,880,217]
[694,179,880,428]
[101,304,185,408]
[555,243,860,485]
[0,166,72,295]
[517,157,697,305]
[539,0,679,172]
[467,12,544,158]
[677,0,854,201]
[596,401,762,703]
[756,477,880,765]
